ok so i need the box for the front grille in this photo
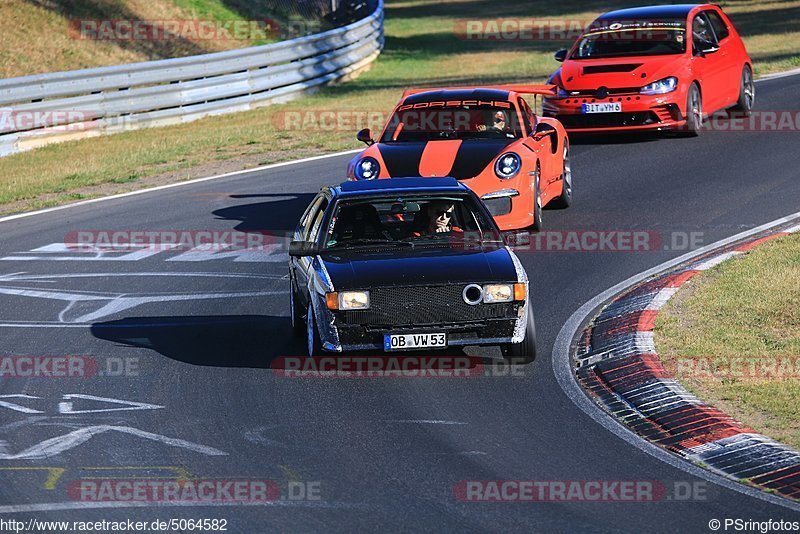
[556,111,660,129]
[338,285,517,327]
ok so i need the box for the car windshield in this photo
[380,102,522,142]
[571,20,687,59]
[323,194,502,250]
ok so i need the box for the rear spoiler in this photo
[401,84,557,98]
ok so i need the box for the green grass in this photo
[1,0,799,214]
[171,0,247,21]
[0,0,281,79]
[656,233,800,449]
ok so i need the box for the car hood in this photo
[320,246,517,289]
[558,54,686,90]
[375,139,515,180]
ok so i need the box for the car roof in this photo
[596,4,704,20]
[334,178,468,198]
[402,88,512,105]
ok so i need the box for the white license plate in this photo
[582,102,622,113]
[384,332,447,351]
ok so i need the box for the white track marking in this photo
[645,287,679,310]
[552,210,800,512]
[0,283,285,324]
[692,251,744,271]
[0,425,226,460]
[0,150,360,225]
[758,67,800,81]
[58,394,163,415]
[0,395,43,414]
[385,420,466,425]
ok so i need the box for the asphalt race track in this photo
[1,74,799,531]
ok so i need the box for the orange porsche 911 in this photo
[347,85,572,231]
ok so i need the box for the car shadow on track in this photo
[212,193,317,234]
[90,315,505,371]
[91,315,305,369]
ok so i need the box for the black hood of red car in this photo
[376,139,514,180]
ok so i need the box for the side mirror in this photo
[288,240,319,257]
[554,49,568,62]
[532,124,556,142]
[694,40,719,56]
[356,128,374,146]
[502,231,531,248]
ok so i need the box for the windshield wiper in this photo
[328,238,414,249]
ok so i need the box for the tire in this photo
[732,64,755,117]
[500,299,536,364]
[290,279,304,338]
[306,301,323,357]
[683,83,703,137]
[549,144,572,209]
[531,163,543,232]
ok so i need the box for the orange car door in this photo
[522,99,559,201]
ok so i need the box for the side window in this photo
[692,13,718,52]
[305,199,329,243]
[297,194,323,238]
[705,11,729,41]
[517,98,533,135]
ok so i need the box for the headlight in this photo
[640,77,678,95]
[494,153,521,179]
[332,291,370,310]
[483,284,514,303]
[354,157,380,180]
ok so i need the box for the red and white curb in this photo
[575,224,800,502]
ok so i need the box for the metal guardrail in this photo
[0,0,383,157]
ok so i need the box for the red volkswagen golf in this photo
[543,4,754,136]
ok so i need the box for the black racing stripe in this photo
[449,139,514,180]
[376,143,426,177]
